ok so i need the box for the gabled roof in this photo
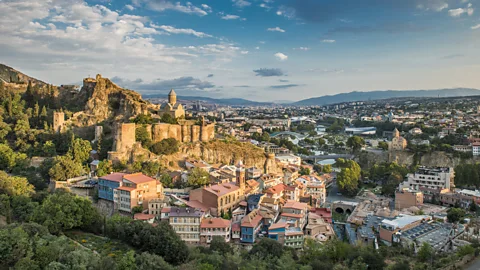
[201,218,231,228]
[100,172,127,182]
[241,209,263,227]
[123,173,156,184]
[283,200,308,210]
[204,182,240,197]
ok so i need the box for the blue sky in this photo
[0,0,479,101]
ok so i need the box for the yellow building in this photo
[389,128,407,151]
[159,89,185,118]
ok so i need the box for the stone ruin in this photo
[108,118,215,162]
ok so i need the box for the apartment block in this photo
[169,207,204,244]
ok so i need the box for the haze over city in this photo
[1,0,480,101]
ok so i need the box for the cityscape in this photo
[2,0,480,270]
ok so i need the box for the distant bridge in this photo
[302,154,354,163]
[270,131,307,140]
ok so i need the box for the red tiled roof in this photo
[241,210,263,227]
[117,186,135,192]
[283,200,308,210]
[100,173,126,182]
[201,218,231,228]
[269,222,287,230]
[204,182,240,197]
[161,207,171,213]
[123,173,156,184]
[186,200,210,212]
[239,201,248,207]
[232,223,241,231]
[281,212,303,219]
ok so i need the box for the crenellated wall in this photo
[109,121,215,162]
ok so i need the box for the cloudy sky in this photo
[1,0,480,102]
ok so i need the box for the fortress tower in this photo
[236,160,246,190]
[53,112,65,133]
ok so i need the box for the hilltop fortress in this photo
[108,90,215,162]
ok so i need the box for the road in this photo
[465,257,480,270]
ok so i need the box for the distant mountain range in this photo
[142,94,274,106]
[292,88,480,106]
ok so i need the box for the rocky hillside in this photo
[0,63,47,92]
[69,74,152,125]
[163,140,271,170]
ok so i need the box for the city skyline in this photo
[1,0,480,101]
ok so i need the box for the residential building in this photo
[400,167,454,191]
[112,173,161,213]
[200,218,232,244]
[240,208,263,243]
[395,188,424,210]
[268,222,304,249]
[473,143,480,156]
[98,173,126,202]
[280,201,308,229]
[189,181,244,217]
[169,207,204,244]
[247,167,263,179]
[134,213,155,224]
[306,181,326,206]
[148,198,168,216]
[275,154,302,166]
[304,212,334,242]
[409,127,423,135]
[186,159,212,172]
[453,145,471,153]
[379,215,430,244]
[257,174,283,190]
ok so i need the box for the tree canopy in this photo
[337,160,361,196]
[150,138,179,156]
[346,136,365,152]
[187,167,210,188]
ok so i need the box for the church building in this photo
[159,89,185,118]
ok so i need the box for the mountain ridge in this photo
[292,88,480,106]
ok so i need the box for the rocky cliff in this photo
[163,140,271,170]
[70,74,152,126]
[0,63,47,93]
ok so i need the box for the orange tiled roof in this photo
[100,172,126,182]
[123,173,156,184]
[281,212,303,219]
[117,186,136,192]
[283,200,308,210]
[204,182,240,197]
[134,213,155,220]
[201,218,231,228]
[241,210,263,227]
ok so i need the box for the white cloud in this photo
[155,25,213,38]
[255,46,260,50]
[232,0,251,8]
[135,0,208,16]
[322,39,336,43]
[276,6,295,19]
[448,3,474,17]
[125,4,135,11]
[472,24,480,29]
[274,52,288,61]
[267,27,285,33]
[240,50,249,54]
[294,47,310,51]
[201,4,212,13]
[417,1,449,12]
[221,14,242,20]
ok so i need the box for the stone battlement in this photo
[108,120,215,162]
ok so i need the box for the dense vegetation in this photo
[454,163,480,188]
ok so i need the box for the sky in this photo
[1,0,480,102]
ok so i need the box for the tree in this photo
[249,238,284,259]
[337,160,361,196]
[299,167,310,176]
[0,171,34,197]
[346,136,365,152]
[141,161,161,177]
[318,138,326,146]
[133,114,155,125]
[136,125,152,148]
[382,172,403,197]
[150,138,179,155]
[323,164,333,173]
[210,236,233,255]
[136,252,174,270]
[48,155,83,181]
[68,138,92,164]
[159,173,173,188]
[187,168,210,188]
[132,206,143,214]
[32,192,101,234]
[160,114,178,124]
[447,208,465,223]
[42,141,57,157]
[378,141,389,151]
[417,242,433,263]
[118,250,136,270]
[96,160,113,177]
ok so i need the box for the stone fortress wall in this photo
[108,120,215,162]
